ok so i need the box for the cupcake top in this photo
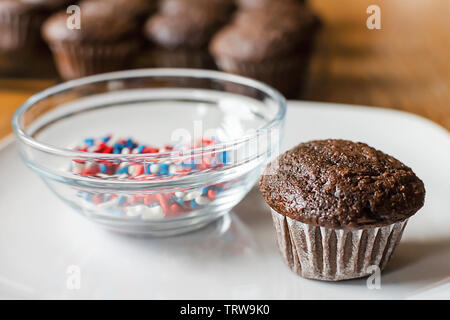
[0,0,70,13]
[42,0,148,43]
[237,0,304,9]
[159,0,234,16]
[90,0,156,19]
[209,1,319,62]
[23,0,71,6]
[259,139,425,229]
[145,0,234,49]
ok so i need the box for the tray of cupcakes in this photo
[0,0,321,98]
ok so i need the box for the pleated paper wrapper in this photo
[271,209,408,281]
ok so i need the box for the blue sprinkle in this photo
[113,143,123,154]
[125,138,136,149]
[137,145,145,153]
[202,187,208,195]
[84,193,92,201]
[84,138,94,147]
[171,196,186,207]
[221,151,228,165]
[190,200,198,209]
[117,166,129,174]
[181,162,197,170]
[102,135,111,143]
[118,196,126,206]
[108,208,123,216]
[160,164,169,175]
[99,164,107,173]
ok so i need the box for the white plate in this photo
[0,101,449,299]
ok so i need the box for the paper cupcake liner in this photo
[271,209,408,281]
[214,50,311,98]
[0,10,44,52]
[149,48,216,69]
[47,41,139,80]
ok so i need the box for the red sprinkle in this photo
[201,138,214,145]
[207,189,216,200]
[144,147,160,153]
[132,164,144,176]
[103,145,113,153]
[82,164,99,176]
[144,194,157,205]
[156,194,170,214]
[167,203,186,218]
[93,194,103,205]
[93,143,107,153]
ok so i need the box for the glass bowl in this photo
[12,69,286,236]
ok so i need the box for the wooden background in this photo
[0,0,449,139]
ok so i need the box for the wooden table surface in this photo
[0,0,449,140]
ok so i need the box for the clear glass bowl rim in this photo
[12,68,287,161]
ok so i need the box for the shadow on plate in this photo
[381,237,450,286]
[108,187,273,262]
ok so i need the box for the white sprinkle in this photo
[175,191,185,198]
[183,190,202,201]
[118,161,129,169]
[149,163,160,174]
[126,205,144,217]
[141,205,165,221]
[71,161,84,174]
[96,173,110,178]
[195,196,211,206]
[121,148,130,154]
[126,205,165,220]
[169,164,180,175]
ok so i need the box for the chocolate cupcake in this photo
[42,0,155,80]
[144,0,235,69]
[158,0,234,16]
[259,139,425,281]
[209,1,320,98]
[108,0,156,20]
[237,0,304,9]
[0,0,70,53]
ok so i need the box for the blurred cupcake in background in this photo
[0,0,71,53]
[42,0,156,80]
[105,0,156,24]
[237,0,305,9]
[143,0,235,69]
[210,0,321,98]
